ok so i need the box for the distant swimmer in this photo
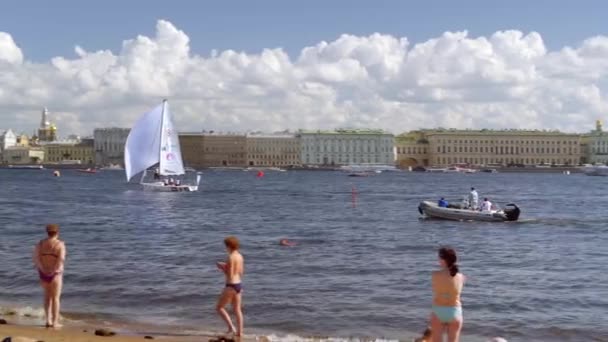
[430,247,465,342]
[53,170,60,177]
[33,224,66,328]
[279,239,296,247]
[216,236,244,338]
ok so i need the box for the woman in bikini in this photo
[216,236,244,338]
[430,247,465,342]
[33,224,66,328]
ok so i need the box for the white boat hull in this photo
[141,174,201,192]
[418,201,520,222]
[583,165,608,176]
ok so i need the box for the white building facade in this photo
[0,129,17,153]
[587,120,608,165]
[299,129,395,166]
[94,128,130,166]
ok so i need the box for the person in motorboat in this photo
[481,198,492,212]
[468,187,479,210]
[163,179,169,186]
[175,179,181,186]
[438,197,449,208]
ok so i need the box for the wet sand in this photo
[0,323,256,342]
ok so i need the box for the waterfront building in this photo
[43,138,95,165]
[395,131,430,168]
[585,120,608,165]
[2,146,44,164]
[403,128,582,167]
[246,132,301,167]
[37,108,57,142]
[0,129,17,153]
[16,134,29,147]
[94,128,130,166]
[299,129,395,166]
[179,132,247,168]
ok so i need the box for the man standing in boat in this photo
[468,187,479,210]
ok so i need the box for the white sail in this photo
[158,101,185,176]
[124,103,163,181]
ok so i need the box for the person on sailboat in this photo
[216,236,244,338]
[33,224,66,328]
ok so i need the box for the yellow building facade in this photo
[396,129,582,167]
[395,132,430,167]
[179,133,247,168]
[246,133,301,167]
[43,140,95,165]
[2,146,44,164]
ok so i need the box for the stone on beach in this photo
[94,328,116,337]
[0,319,7,324]
[2,337,39,342]
[144,336,154,340]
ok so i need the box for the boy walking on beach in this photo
[216,236,244,338]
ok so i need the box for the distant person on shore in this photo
[430,247,464,342]
[33,224,66,328]
[468,187,479,210]
[481,198,492,212]
[438,198,449,208]
[216,236,244,338]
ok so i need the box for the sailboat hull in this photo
[141,182,199,192]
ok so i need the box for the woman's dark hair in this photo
[439,247,459,277]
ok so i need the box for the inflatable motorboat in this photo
[418,201,520,222]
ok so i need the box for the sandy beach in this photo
[0,322,257,342]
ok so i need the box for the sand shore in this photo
[0,322,257,342]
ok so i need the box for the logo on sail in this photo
[166,152,175,161]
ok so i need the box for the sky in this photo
[1,0,608,136]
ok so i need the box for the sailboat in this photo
[124,100,201,192]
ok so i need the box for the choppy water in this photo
[1,169,607,341]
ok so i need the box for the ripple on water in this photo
[1,170,607,341]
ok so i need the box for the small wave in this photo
[263,335,400,342]
[0,304,45,319]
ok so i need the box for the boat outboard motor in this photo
[503,204,520,221]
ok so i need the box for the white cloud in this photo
[1,20,608,136]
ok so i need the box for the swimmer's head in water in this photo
[46,224,59,237]
[224,236,240,251]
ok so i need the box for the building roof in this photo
[414,128,581,137]
[298,128,393,136]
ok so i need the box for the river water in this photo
[0,169,606,341]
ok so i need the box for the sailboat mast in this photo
[159,99,167,169]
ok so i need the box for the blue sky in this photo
[2,0,606,61]
[1,0,608,135]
